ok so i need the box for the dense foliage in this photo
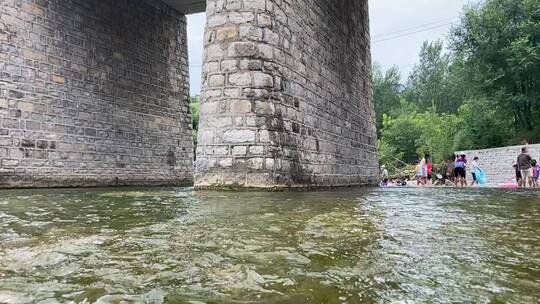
[376,0,539,170]
[190,96,200,151]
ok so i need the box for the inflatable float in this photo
[499,182,519,189]
[498,177,519,189]
[476,170,487,185]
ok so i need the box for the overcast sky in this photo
[186,0,478,96]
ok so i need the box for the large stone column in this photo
[196,0,378,189]
[0,0,193,187]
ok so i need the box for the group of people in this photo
[450,154,484,187]
[413,153,483,187]
[381,146,540,189]
[514,147,539,188]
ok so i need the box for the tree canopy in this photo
[375,0,539,169]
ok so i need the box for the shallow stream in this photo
[0,187,539,303]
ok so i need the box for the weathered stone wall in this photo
[0,0,193,187]
[459,144,540,185]
[196,0,378,188]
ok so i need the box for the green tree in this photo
[378,109,460,166]
[190,96,200,148]
[451,0,540,140]
[453,99,510,150]
[407,41,452,113]
[373,63,402,134]
[379,113,423,164]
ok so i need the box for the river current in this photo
[0,187,539,303]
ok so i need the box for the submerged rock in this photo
[0,291,33,304]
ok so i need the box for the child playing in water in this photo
[416,153,430,186]
[471,157,482,186]
[416,163,425,186]
[454,154,467,188]
[513,163,522,186]
[532,159,539,188]
[427,162,433,185]
[380,165,389,187]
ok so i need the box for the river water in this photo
[0,187,538,303]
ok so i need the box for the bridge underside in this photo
[160,0,206,14]
[0,0,378,189]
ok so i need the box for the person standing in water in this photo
[471,156,482,186]
[380,165,389,186]
[454,153,467,188]
[532,159,539,189]
[418,153,430,186]
[427,161,433,185]
[517,147,533,188]
[513,163,522,186]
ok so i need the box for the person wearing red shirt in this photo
[427,163,433,185]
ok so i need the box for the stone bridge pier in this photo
[0,0,378,189]
[195,0,378,189]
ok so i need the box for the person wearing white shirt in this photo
[471,157,481,186]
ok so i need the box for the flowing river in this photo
[0,187,539,303]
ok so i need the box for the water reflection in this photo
[0,187,539,303]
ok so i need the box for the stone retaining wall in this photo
[459,144,540,185]
[195,0,378,189]
[0,0,193,187]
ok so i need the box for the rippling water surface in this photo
[0,187,539,303]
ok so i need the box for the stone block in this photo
[51,75,65,84]
[224,88,241,97]
[201,102,218,114]
[258,130,271,143]
[17,101,34,112]
[231,100,251,113]
[249,158,264,170]
[214,146,229,155]
[232,146,247,155]
[206,45,223,59]
[207,116,232,128]
[239,25,263,41]
[243,0,266,10]
[221,60,238,71]
[0,138,11,146]
[257,14,272,27]
[228,42,258,57]
[240,59,263,70]
[228,12,255,24]
[219,158,233,168]
[22,49,47,62]
[228,72,252,86]
[216,26,238,41]
[254,100,275,114]
[207,15,227,27]
[25,121,41,130]
[208,74,225,87]
[253,72,273,88]
[223,129,256,143]
[263,29,280,45]
[258,44,273,59]
[249,145,264,155]
[234,117,244,126]
[22,3,45,16]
